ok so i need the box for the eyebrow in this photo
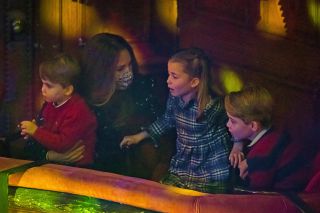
[228,117,236,122]
[116,61,131,70]
[169,70,178,75]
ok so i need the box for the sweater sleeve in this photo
[246,131,290,190]
[33,102,96,153]
[247,158,277,189]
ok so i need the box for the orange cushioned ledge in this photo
[0,157,318,213]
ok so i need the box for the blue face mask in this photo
[115,67,133,90]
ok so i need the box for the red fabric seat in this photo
[305,171,320,193]
[305,152,320,193]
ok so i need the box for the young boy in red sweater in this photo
[20,53,97,166]
[224,85,308,191]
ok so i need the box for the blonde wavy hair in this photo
[169,47,213,116]
[224,85,274,128]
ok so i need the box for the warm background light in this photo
[155,0,178,33]
[39,0,61,36]
[257,0,286,37]
[308,0,320,29]
[219,66,243,94]
[39,0,178,66]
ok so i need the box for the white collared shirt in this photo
[53,96,72,108]
[247,127,271,147]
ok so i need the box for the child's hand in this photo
[229,141,244,168]
[238,159,248,179]
[229,151,244,168]
[20,120,38,138]
[120,131,149,149]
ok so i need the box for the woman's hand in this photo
[46,140,85,163]
[120,131,149,149]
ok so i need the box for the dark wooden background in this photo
[178,0,320,146]
[1,0,319,157]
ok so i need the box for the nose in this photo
[226,119,231,128]
[166,76,171,85]
[41,85,46,94]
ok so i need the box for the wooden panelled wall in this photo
[178,0,320,145]
[0,0,177,157]
[0,0,177,132]
[1,0,320,155]
[33,0,177,107]
[0,0,34,134]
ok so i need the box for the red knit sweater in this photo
[246,128,309,191]
[33,94,97,166]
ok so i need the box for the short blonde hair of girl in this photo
[224,85,274,128]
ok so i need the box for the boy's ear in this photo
[64,85,74,96]
[251,121,260,132]
[190,77,200,88]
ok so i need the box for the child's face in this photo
[41,79,70,105]
[167,61,199,103]
[226,112,255,141]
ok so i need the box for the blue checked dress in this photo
[148,94,231,190]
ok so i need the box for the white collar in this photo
[247,127,270,147]
[53,96,72,108]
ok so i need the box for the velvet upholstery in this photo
[1,157,319,213]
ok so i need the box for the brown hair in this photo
[39,53,80,88]
[169,47,213,116]
[224,85,274,128]
[80,33,139,105]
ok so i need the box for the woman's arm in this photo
[46,140,85,163]
[120,131,150,148]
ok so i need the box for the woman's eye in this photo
[116,63,131,72]
[116,68,124,72]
